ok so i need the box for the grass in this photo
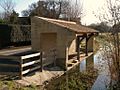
[0,64,98,90]
[0,81,42,90]
[45,65,98,90]
[0,37,100,90]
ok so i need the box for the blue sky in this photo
[15,0,39,15]
[0,0,105,25]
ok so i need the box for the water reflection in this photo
[46,51,110,90]
[76,51,110,90]
[91,52,110,90]
[80,54,94,72]
[79,51,110,90]
[80,59,86,72]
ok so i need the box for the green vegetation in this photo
[0,81,42,90]
[0,19,6,24]
[45,65,98,90]
[0,64,97,90]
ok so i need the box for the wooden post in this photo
[40,52,43,72]
[19,58,23,79]
[77,37,80,61]
[85,34,88,56]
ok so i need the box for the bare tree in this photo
[0,0,15,22]
[0,0,15,13]
[0,13,5,19]
[22,0,84,23]
[64,0,83,22]
[95,0,120,89]
[22,0,64,19]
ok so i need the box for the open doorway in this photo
[40,33,57,66]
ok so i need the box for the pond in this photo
[45,50,110,90]
[86,51,110,90]
[80,51,110,90]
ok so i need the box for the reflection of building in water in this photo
[80,54,94,72]
[80,59,86,72]
[86,54,94,70]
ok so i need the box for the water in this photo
[46,50,110,90]
[79,51,110,90]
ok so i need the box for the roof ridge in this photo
[34,16,99,33]
[36,16,76,24]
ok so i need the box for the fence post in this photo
[40,52,43,72]
[19,57,23,79]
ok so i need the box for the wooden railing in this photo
[0,51,41,79]
[0,49,57,79]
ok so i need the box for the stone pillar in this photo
[87,36,94,52]
[66,46,69,70]
[56,33,68,70]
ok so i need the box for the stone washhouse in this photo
[31,16,98,70]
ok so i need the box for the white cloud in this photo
[14,0,106,24]
[81,0,105,25]
[15,0,39,16]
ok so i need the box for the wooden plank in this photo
[85,35,88,56]
[77,37,80,61]
[21,53,40,59]
[22,59,40,67]
[0,72,19,75]
[19,58,23,79]
[40,52,43,72]
[0,64,19,67]
[0,55,21,62]
[22,66,41,75]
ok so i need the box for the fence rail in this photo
[0,49,57,79]
[0,51,41,79]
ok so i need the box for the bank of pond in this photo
[0,50,111,90]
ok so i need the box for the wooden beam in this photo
[76,35,86,61]
[22,59,40,67]
[40,52,43,72]
[85,34,88,56]
[0,72,19,75]
[21,53,40,59]
[0,64,19,67]
[77,37,80,61]
[19,58,23,79]
[0,55,21,63]
[22,66,41,75]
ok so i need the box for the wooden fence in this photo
[0,49,57,79]
[0,51,41,79]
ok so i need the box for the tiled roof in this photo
[37,16,99,34]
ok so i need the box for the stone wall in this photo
[31,17,71,69]
[87,36,94,52]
